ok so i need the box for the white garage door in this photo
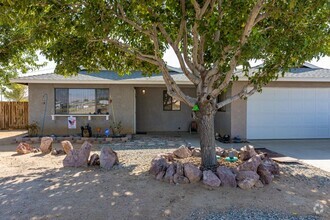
[247,88,330,139]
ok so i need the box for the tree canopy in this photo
[1,0,329,167]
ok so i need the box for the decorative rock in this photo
[149,156,169,176]
[203,170,221,187]
[237,155,262,172]
[176,162,184,176]
[63,141,92,167]
[156,170,166,181]
[89,153,100,166]
[236,171,259,190]
[40,137,53,154]
[191,149,201,157]
[236,170,259,182]
[222,148,240,157]
[157,153,175,162]
[16,142,34,154]
[257,164,273,185]
[216,166,237,187]
[100,146,119,169]
[255,180,264,188]
[173,145,192,158]
[262,158,280,175]
[61,141,74,154]
[164,163,176,183]
[184,163,202,183]
[173,173,190,184]
[239,145,257,161]
[215,147,225,156]
[51,149,58,155]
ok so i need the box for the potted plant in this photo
[110,121,123,137]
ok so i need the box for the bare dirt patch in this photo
[0,134,329,219]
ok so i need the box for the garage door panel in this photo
[247,88,330,139]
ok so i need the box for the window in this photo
[55,88,109,114]
[163,90,181,111]
[217,92,227,112]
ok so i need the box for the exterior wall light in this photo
[142,89,146,95]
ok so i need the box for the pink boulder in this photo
[203,170,221,187]
[173,145,192,158]
[61,140,73,154]
[184,163,202,183]
[238,155,262,172]
[239,145,257,161]
[16,142,34,154]
[216,166,237,187]
[100,146,119,169]
[40,137,53,154]
[63,141,92,167]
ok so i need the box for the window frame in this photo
[54,88,109,115]
[163,90,181,111]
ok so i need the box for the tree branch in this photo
[211,0,265,98]
[216,84,257,109]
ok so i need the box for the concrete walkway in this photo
[183,134,330,173]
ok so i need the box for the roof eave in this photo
[10,79,194,85]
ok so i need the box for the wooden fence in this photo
[0,102,28,130]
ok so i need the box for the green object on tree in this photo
[192,104,199,112]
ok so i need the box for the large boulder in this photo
[262,158,280,175]
[157,153,175,162]
[61,140,73,154]
[191,149,201,157]
[237,155,262,172]
[216,166,237,187]
[16,142,34,154]
[236,170,259,190]
[173,162,189,184]
[156,170,166,181]
[100,146,119,169]
[149,156,169,176]
[173,173,190,184]
[173,145,192,158]
[203,170,221,187]
[184,163,202,183]
[63,141,92,167]
[239,145,257,161]
[40,137,53,154]
[164,163,176,183]
[257,164,273,185]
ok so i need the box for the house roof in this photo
[12,63,330,85]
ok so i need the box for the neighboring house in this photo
[12,63,330,140]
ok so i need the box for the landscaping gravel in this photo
[188,208,321,220]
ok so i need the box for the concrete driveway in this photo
[250,139,330,173]
[183,134,330,173]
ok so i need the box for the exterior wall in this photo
[136,87,195,132]
[231,81,330,139]
[28,83,134,135]
[136,86,232,133]
[214,88,232,136]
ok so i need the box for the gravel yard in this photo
[0,132,329,219]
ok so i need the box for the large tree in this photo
[1,0,329,168]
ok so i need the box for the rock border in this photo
[149,145,280,189]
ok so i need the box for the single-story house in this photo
[12,63,330,140]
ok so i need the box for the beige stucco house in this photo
[12,63,330,140]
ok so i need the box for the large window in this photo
[163,90,181,111]
[55,88,109,114]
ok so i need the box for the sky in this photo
[27,48,330,75]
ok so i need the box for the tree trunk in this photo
[196,106,217,170]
